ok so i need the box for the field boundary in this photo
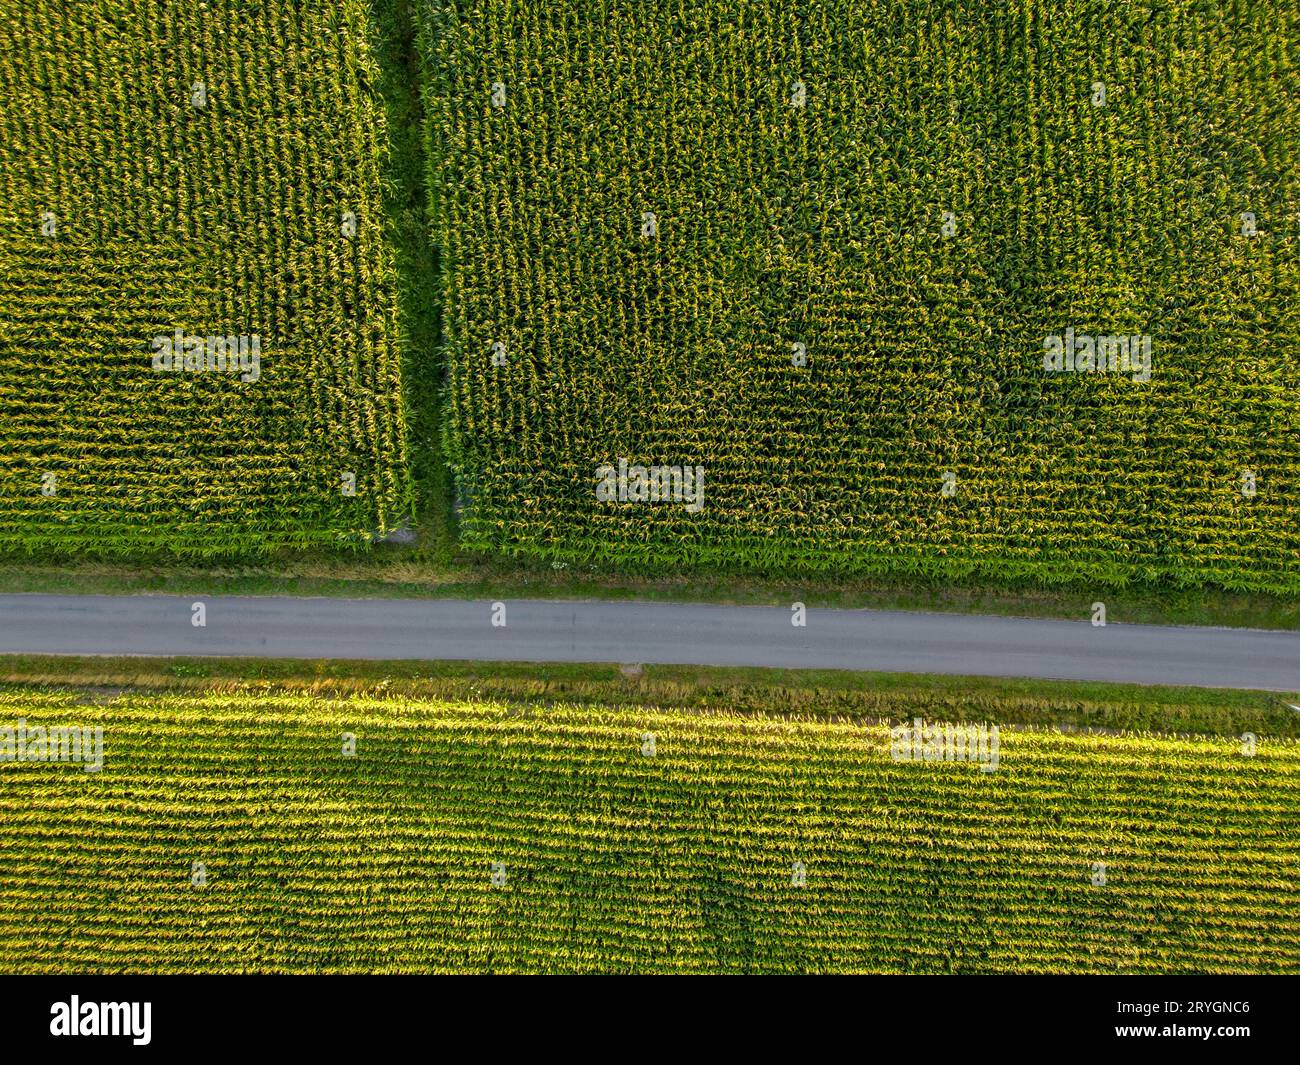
[2,653,1296,739]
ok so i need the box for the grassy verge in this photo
[3,554,1300,632]
[2,655,1296,739]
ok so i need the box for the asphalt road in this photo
[1,593,1299,691]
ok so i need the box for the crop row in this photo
[426,0,1300,589]
[0,0,410,555]
[1,689,1296,973]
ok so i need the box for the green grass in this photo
[1,680,1296,972]
[4,654,1298,739]
[370,0,456,558]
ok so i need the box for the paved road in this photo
[1,593,1299,691]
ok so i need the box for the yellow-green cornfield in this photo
[427,0,1300,590]
[1,687,1296,973]
[0,0,411,555]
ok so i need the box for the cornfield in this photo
[0,0,410,555]
[1,687,1296,973]
[426,0,1300,590]
[6,0,1298,585]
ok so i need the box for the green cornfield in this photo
[5,0,1300,588]
[426,0,1300,590]
[0,0,410,555]
[2,686,1296,973]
